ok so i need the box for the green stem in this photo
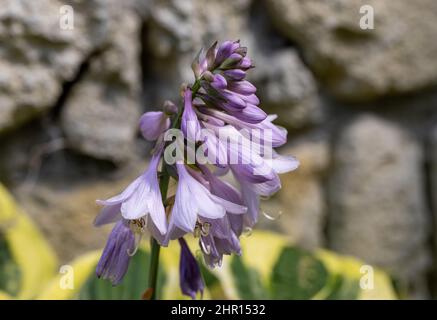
[147,78,201,299]
[148,238,161,300]
[191,79,201,95]
[148,166,170,300]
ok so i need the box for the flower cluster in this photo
[94,40,299,297]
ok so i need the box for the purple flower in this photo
[224,69,246,81]
[228,80,257,95]
[139,111,170,141]
[199,165,245,235]
[95,148,167,242]
[238,56,253,69]
[96,220,136,285]
[94,40,299,293]
[228,103,267,124]
[215,40,237,66]
[209,74,228,90]
[178,238,205,299]
[165,163,246,242]
[181,89,201,142]
[198,217,242,268]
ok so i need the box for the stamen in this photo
[200,222,211,237]
[242,226,252,237]
[127,232,142,256]
[199,239,211,255]
[194,222,201,238]
[262,210,283,221]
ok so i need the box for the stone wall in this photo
[1,0,437,298]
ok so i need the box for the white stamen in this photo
[200,239,211,255]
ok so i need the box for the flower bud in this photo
[234,46,247,57]
[224,69,246,81]
[202,71,214,82]
[206,41,217,70]
[191,48,203,79]
[228,80,256,95]
[163,100,178,115]
[238,57,253,69]
[210,74,227,90]
[220,53,243,69]
[215,40,234,66]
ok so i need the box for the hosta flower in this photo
[139,111,170,141]
[94,40,299,299]
[178,238,205,299]
[96,220,136,285]
[181,89,201,142]
[165,162,246,242]
[94,147,167,244]
[198,216,242,268]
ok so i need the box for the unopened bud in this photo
[202,71,214,82]
[180,83,188,97]
[163,100,178,115]
[206,41,217,70]
[220,53,242,69]
[235,47,247,57]
[191,48,203,79]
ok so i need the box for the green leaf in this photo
[270,247,328,299]
[78,249,166,300]
[0,234,21,296]
[324,274,360,300]
[230,255,268,299]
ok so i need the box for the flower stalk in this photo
[147,77,204,299]
[147,158,171,300]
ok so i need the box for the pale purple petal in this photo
[250,174,281,197]
[229,103,267,124]
[94,204,121,227]
[215,41,234,65]
[228,80,256,95]
[240,183,260,227]
[176,163,227,220]
[210,74,227,90]
[96,220,135,285]
[224,69,246,81]
[96,176,143,206]
[139,111,170,141]
[269,153,300,174]
[120,176,151,220]
[182,89,201,142]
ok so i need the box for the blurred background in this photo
[1,0,437,299]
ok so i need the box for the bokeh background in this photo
[1,0,437,299]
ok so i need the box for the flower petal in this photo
[139,111,170,141]
[96,176,142,206]
[94,204,122,227]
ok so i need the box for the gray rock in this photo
[271,134,329,249]
[251,49,323,130]
[429,123,437,297]
[61,7,141,162]
[267,0,437,101]
[0,0,119,133]
[328,114,431,298]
